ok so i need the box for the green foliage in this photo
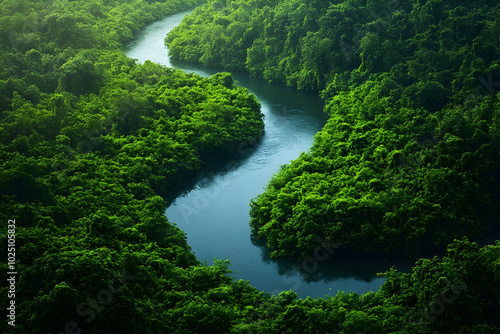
[0,0,266,333]
[0,49,265,330]
[168,0,500,259]
[250,83,500,259]
[1,0,500,333]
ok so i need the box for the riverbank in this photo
[123,11,415,298]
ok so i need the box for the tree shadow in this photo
[250,235,413,284]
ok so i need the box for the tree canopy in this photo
[1,0,500,333]
[167,0,500,260]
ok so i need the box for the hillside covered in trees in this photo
[1,0,500,333]
[168,0,500,259]
[0,0,263,332]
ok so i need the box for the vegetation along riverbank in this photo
[1,0,499,333]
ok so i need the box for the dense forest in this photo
[1,0,500,333]
[168,0,500,259]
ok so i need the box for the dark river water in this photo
[124,10,411,298]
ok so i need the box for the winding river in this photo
[124,10,411,298]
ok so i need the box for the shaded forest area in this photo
[0,0,499,333]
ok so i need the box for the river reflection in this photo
[250,236,412,283]
[124,10,414,299]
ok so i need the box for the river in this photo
[123,10,410,298]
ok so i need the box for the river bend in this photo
[124,10,406,298]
